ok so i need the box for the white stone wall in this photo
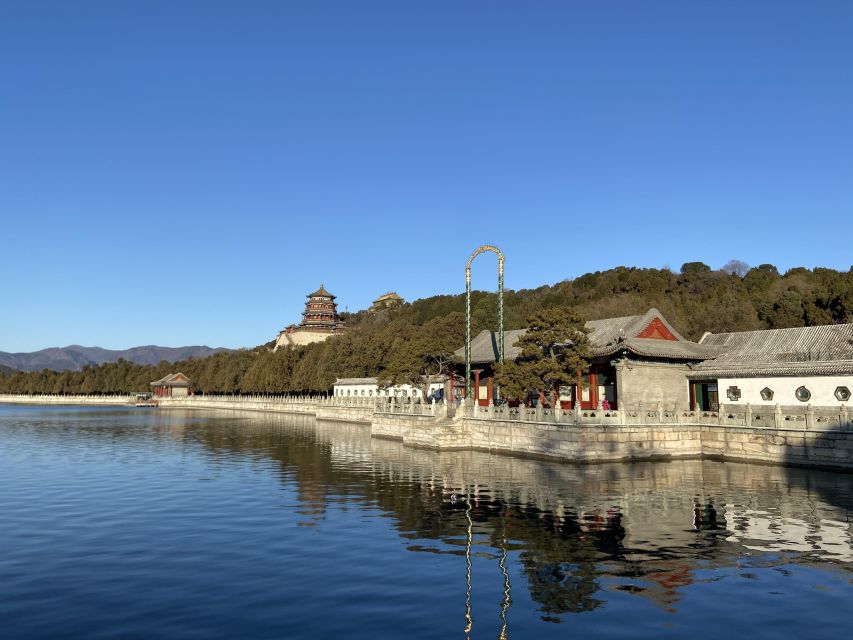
[616,362,691,410]
[333,381,444,400]
[274,330,336,350]
[718,375,853,407]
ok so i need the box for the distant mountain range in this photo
[0,345,231,373]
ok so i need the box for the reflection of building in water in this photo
[724,510,853,561]
[192,415,853,622]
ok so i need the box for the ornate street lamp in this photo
[465,245,505,399]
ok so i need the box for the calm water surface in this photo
[1,404,852,639]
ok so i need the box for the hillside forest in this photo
[2,262,852,395]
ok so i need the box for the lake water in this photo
[1,404,852,639]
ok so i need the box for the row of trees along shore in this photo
[1,262,852,396]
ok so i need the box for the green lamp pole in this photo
[465,245,505,399]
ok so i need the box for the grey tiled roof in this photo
[586,308,687,344]
[688,361,853,379]
[334,377,378,385]
[455,309,711,364]
[150,372,191,387]
[601,337,716,360]
[458,329,528,365]
[691,323,853,377]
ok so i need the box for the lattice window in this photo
[835,386,851,402]
[795,386,811,402]
[760,387,774,401]
[726,386,742,401]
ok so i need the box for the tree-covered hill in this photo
[2,262,851,395]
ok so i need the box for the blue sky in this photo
[1,1,851,352]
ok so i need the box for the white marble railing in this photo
[459,400,852,430]
[2,393,850,431]
[0,394,135,405]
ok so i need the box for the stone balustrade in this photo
[2,393,849,431]
[3,393,852,469]
[0,394,135,405]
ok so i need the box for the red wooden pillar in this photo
[590,372,599,408]
[474,370,481,405]
[577,369,583,408]
[487,376,494,404]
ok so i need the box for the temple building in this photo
[274,284,346,350]
[455,309,853,410]
[688,323,853,409]
[371,292,404,311]
[455,309,714,409]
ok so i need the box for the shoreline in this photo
[2,394,852,472]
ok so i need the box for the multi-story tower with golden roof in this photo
[274,284,346,349]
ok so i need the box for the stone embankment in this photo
[2,394,852,471]
[0,394,135,405]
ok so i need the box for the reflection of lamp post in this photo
[465,245,505,400]
[464,487,474,639]
[498,504,512,640]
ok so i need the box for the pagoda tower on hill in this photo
[274,284,346,350]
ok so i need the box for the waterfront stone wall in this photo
[315,404,374,424]
[3,394,853,470]
[0,394,134,405]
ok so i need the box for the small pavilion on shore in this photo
[150,373,192,398]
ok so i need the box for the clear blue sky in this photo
[1,1,851,352]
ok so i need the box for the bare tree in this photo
[722,259,750,277]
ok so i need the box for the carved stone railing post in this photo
[774,403,782,429]
[841,404,849,430]
[806,404,815,430]
[745,403,753,427]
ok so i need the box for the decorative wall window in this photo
[835,386,851,402]
[368,390,373,396]
[760,387,774,401]
[795,386,811,402]
[726,386,742,401]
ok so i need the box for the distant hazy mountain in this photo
[0,364,16,375]
[0,345,231,372]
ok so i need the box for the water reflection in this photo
[182,411,853,625]
[2,405,852,639]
